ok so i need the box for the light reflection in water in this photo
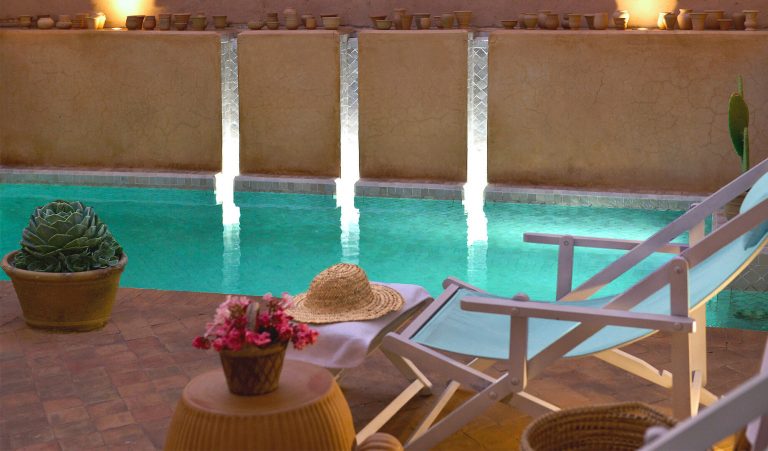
[336,179,360,265]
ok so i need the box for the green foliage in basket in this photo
[14,200,123,273]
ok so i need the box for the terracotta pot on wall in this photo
[704,10,724,29]
[37,17,54,29]
[732,12,746,29]
[593,12,609,30]
[690,13,707,30]
[143,15,156,30]
[677,9,692,30]
[744,10,760,30]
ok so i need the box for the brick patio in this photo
[0,281,765,450]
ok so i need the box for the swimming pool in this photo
[0,183,763,331]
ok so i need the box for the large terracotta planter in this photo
[1,250,127,332]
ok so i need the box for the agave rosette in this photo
[14,200,123,273]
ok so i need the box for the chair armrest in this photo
[461,296,694,333]
[524,233,688,254]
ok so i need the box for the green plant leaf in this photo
[729,93,749,159]
[15,200,122,273]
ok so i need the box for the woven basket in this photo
[520,402,677,451]
[219,343,287,396]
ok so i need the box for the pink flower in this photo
[212,337,226,351]
[193,293,318,353]
[192,336,210,349]
[246,331,272,347]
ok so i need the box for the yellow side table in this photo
[165,360,356,450]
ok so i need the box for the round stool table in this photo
[165,360,356,450]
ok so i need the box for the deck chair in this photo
[359,159,768,449]
[640,337,768,450]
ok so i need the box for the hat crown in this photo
[288,263,405,323]
[304,263,374,309]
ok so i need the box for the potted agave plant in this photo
[0,200,126,331]
[725,75,751,219]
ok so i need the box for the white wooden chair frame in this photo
[640,338,768,451]
[357,159,768,449]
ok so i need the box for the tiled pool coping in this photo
[486,184,704,211]
[234,174,336,195]
[0,168,215,190]
[2,168,707,210]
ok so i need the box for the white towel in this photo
[286,283,432,369]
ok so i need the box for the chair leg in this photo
[382,349,434,395]
[700,387,718,406]
[409,380,461,443]
[405,375,515,450]
[356,379,426,444]
[690,306,708,386]
[671,330,695,420]
[507,391,560,417]
[598,343,714,413]
[691,369,702,415]
[596,348,673,388]
[408,358,496,443]
[355,350,437,443]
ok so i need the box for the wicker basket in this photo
[520,402,677,451]
[219,343,287,396]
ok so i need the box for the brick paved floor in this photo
[0,281,765,450]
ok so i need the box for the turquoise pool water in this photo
[0,183,762,331]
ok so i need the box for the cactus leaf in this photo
[729,93,749,158]
[743,127,750,173]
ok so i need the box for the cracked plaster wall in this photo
[2,1,767,29]
[0,30,222,171]
[487,31,768,193]
[358,30,468,182]
[238,31,340,177]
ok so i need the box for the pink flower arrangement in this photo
[193,293,318,352]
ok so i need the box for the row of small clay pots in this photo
[125,14,231,31]
[511,12,614,30]
[16,14,104,29]
[370,11,473,30]
[668,10,760,31]
[371,12,473,30]
[503,10,760,31]
[248,14,341,30]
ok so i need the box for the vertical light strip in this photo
[339,34,360,189]
[466,34,489,195]
[337,34,361,264]
[465,34,489,287]
[218,32,241,292]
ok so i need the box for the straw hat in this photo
[288,263,404,324]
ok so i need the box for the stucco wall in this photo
[358,30,468,182]
[2,0,767,29]
[0,30,221,171]
[238,31,340,177]
[487,31,768,193]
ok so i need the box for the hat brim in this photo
[287,284,404,324]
